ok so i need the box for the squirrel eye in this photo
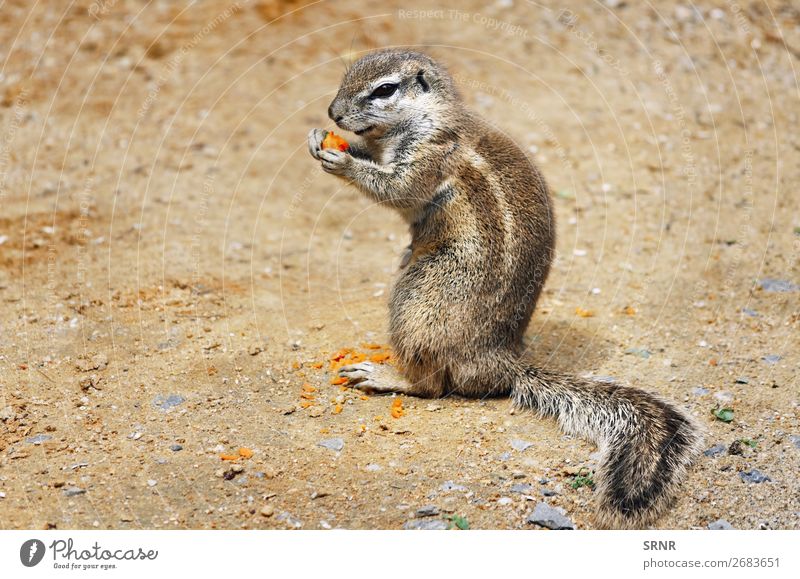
[369,83,399,99]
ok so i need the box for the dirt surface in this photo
[1,0,799,530]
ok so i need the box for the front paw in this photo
[307,128,326,160]
[318,148,352,176]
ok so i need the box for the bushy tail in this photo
[511,365,703,529]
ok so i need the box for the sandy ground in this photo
[0,0,798,530]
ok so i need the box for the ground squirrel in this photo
[307,49,702,529]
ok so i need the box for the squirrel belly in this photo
[309,48,703,528]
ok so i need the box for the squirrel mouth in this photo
[353,125,375,136]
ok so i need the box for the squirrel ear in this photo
[416,69,430,92]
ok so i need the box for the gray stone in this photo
[511,483,533,494]
[734,377,749,384]
[169,444,183,452]
[591,375,617,384]
[25,434,52,444]
[439,481,467,492]
[415,505,440,517]
[703,444,727,458]
[510,439,533,452]
[403,518,448,530]
[708,519,734,530]
[317,438,344,452]
[63,486,86,497]
[526,502,575,530]
[691,387,709,396]
[153,394,185,410]
[762,355,781,365]
[758,278,799,293]
[739,470,770,484]
[741,308,759,317]
[541,488,558,497]
[789,435,800,450]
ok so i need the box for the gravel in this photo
[526,502,575,530]
[63,486,86,497]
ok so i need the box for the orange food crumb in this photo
[220,454,239,461]
[360,395,369,401]
[331,376,349,385]
[300,392,316,400]
[238,447,254,459]
[370,352,392,363]
[361,343,383,350]
[321,130,349,152]
[300,401,315,409]
[332,404,343,415]
[311,362,324,369]
[709,358,718,366]
[301,384,317,393]
[623,305,637,316]
[575,307,595,318]
[390,398,405,419]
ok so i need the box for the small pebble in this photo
[170,444,183,452]
[758,278,799,293]
[147,479,157,487]
[403,519,448,530]
[364,464,382,472]
[762,355,781,365]
[511,483,533,494]
[25,434,53,445]
[415,505,440,517]
[317,438,344,452]
[439,481,467,492]
[708,519,734,530]
[260,505,274,517]
[703,444,727,458]
[734,377,749,384]
[739,470,770,484]
[510,439,533,452]
[526,502,575,530]
[153,394,185,410]
[63,486,86,497]
[497,497,513,506]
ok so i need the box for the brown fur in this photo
[308,49,703,529]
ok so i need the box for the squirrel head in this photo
[328,49,460,138]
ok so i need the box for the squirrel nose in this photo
[327,103,343,123]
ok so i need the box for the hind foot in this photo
[338,362,411,394]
